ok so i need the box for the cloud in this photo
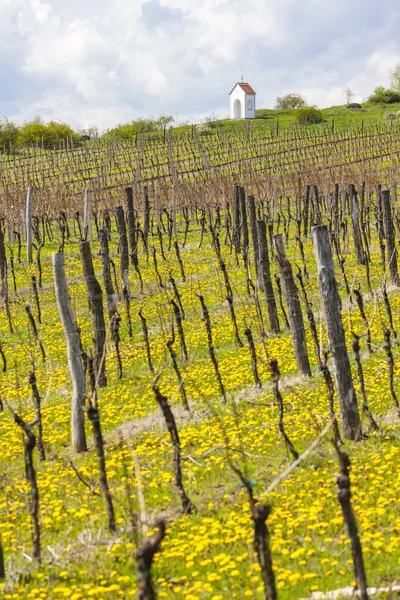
[1,0,400,129]
[140,0,183,29]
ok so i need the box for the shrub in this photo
[294,106,323,125]
[0,119,19,150]
[105,115,175,139]
[368,86,400,104]
[17,117,79,147]
[275,94,306,109]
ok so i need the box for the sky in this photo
[1,0,400,131]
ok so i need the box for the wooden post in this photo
[125,186,138,266]
[0,224,13,333]
[100,229,122,377]
[99,228,118,317]
[274,234,311,376]
[333,182,340,238]
[83,187,92,241]
[312,225,361,440]
[349,185,365,265]
[312,184,323,225]
[382,189,399,284]
[52,252,87,452]
[303,185,310,236]
[26,186,33,263]
[239,187,249,267]
[233,185,241,255]
[246,195,260,283]
[80,241,107,388]
[143,185,150,252]
[115,205,130,293]
[256,220,279,334]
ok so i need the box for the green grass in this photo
[172,102,400,136]
[1,211,400,599]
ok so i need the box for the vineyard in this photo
[1,121,400,600]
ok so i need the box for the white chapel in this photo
[229,81,256,119]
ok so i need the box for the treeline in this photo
[103,114,175,139]
[0,117,85,151]
[0,114,176,151]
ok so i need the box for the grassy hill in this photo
[2,104,400,600]
[168,102,400,137]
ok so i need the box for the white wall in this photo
[230,85,246,119]
[245,95,256,119]
[229,84,256,119]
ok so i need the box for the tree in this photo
[17,117,49,146]
[0,119,19,151]
[158,114,175,130]
[343,86,355,105]
[78,125,99,140]
[104,115,175,139]
[294,106,323,125]
[275,94,306,110]
[390,63,400,92]
[17,117,79,147]
[368,86,400,104]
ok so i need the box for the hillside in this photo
[208,103,400,133]
[1,117,400,600]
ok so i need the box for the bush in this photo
[17,117,79,147]
[0,119,19,150]
[275,93,306,109]
[105,115,174,139]
[294,106,323,125]
[368,86,400,104]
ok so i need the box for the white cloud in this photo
[30,0,52,24]
[1,0,400,129]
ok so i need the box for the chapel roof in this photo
[228,82,256,95]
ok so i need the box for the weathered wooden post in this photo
[256,220,280,334]
[274,234,311,375]
[80,241,107,388]
[382,189,399,284]
[100,229,122,377]
[125,186,138,266]
[52,252,87,452]
[115,205,130,293]
[246,195,260,283]
[233,185,241,255]
[349,185,365,265]
[312,225,361,440]
[26,186,33,263]
[303,184,310,236]
[0,224,13,333]
[143,185,150,252]
[99,228,118,318]
[83,187,92,241]
[239,187,249,268]
[333,182,340,238]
